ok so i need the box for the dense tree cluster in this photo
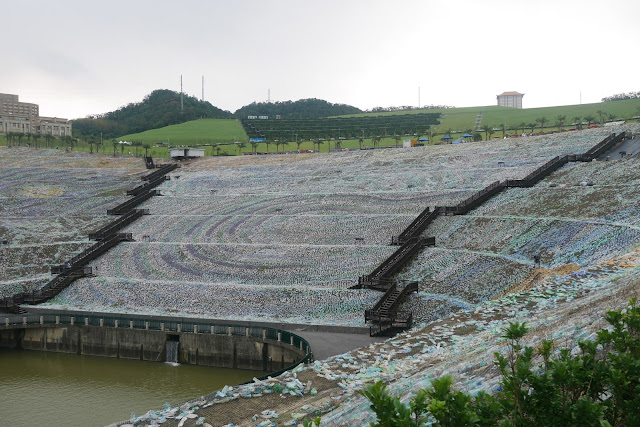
[72,90,232,139]
[234,98,362,119]
[601,91,640,102]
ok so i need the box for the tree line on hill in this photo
[601,91,640,102]
[4,132,71,149]
[234,98,363,119]
[366,104,454,113]
[477,109,632,142]
[234,99,455,119]
[72,90,232,139]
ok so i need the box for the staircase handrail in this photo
[371,282,398,312]
[439,181,504,215]
[365,238,429,283]
[583,133,615,157]
[396,207,438,243]
[51,234,129,273]
[89,210,146,240]
[365,237,418,280]
[583,132,626,159]
[127,176,168,196]
[107,190,158,215]
[140,163,178,181]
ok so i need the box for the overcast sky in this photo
[4,0,639,119]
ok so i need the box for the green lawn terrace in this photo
[0,147,147,297]
[116,118,248,147]
[241,113,440,141]
[41,124,640,327]
[339,99,640,138]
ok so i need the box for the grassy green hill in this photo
[3,99,639,158]
[117,118,247,145]
[72,89,233,139]
[340,99,640,136]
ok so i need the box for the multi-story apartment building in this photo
[0,93,71,136]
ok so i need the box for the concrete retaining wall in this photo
[179,333,301,371]
[0,325,305,370]
[25,307,372,334]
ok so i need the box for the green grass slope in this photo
[72,89,233,140]
[479,99,640,130]
[117,119,247,145]
[341,99,640,135]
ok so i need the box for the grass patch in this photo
[117,118,247,145]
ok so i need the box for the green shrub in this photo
[359,299,640,426]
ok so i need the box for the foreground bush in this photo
[360,299,640,426]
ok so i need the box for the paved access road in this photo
[293,329,384,360]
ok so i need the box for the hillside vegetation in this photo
[47,93,639,158]
[234,98,362,119]
[116,118,247,146]
[72,90,233,139]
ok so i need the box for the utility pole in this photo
[202,75,204,102]
[180,75,184,113]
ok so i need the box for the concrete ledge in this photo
[22,307,372,335]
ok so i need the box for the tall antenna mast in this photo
[202,75,204,101]
[180,75,184,113]
[268,88,271,103]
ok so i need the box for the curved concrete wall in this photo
[0,324,306,371]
